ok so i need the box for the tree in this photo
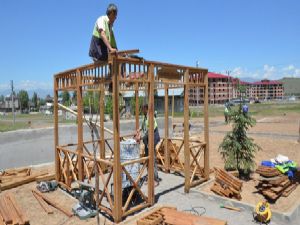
[130,96,143,115]
[18,90,29,112]
[218,83,261,178]
[0,95,4,102]
[83,91,100,114]
[72,91,77,105]
[62,91,70,106]
[104,95,113,118]
[32,92,38,109]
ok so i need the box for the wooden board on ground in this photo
[134,206,227,225]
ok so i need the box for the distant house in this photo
[122,89,184,114]
[0,94,19,112]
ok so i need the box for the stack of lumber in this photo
[255,166,298,201]
[0,192,30,225]
[210,168,243,200]
[136,207,227,225]
[0,167,55,191]
[256,165,281,177]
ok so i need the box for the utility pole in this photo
[11,80,15,125]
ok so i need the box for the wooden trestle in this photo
[53,52,209,222]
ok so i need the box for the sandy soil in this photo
[198,114,300,213]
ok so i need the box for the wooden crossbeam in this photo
[122,161,148,212]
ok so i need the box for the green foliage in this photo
[130,96,143,115]
[32,92,38,109]
[72,91,77,104]
[18,90,29,112]
[0,95,4,102]
[62,91,71,106]
[83,91,100,114]
[218,104,261,175]
[105,95,113,118]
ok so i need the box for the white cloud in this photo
[228,64,300,81]
[0,80,52,92]
[15,80,52,90]
[263,64,276,79]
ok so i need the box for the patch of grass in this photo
[0,121,29,132]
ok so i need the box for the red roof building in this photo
[189,73,284,105]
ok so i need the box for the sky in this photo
[0,0,299,97]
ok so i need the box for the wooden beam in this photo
[54,77,60,182]
[76,69,84,181]
[148,64,155,205]
[32,190,73,217]
[32,191,54,214]
[203,70,210,179]
[100,83,105,161]
[58,103,113,135]
[112,57,122,222]
[0,172,48,191]
[164,85,170,171]
[184,69,190,193]
[135,82,140,131]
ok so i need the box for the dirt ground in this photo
[197,113,300,213]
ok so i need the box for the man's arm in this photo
[99,30,117,53]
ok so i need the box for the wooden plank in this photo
[0,196,13,224]
[3,194,22,225]
[164,85,170,171]
[0,213,6,225]
[32,191,54,214]
[76,69,84,181]
[32,190,73,217]
[203,70,210,179]
[112,56,122,223]
[54,76,60,182]
[161,208,227,225]
[282,183,298,197]
[148,64,155,205]
[183,69,190,193]
[0,172,48,191]
[7,192,29,225]
[35,173,55,182]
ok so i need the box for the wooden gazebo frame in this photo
[53,51,209,223]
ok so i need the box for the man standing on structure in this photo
[89,4,118,62]
[135,104,160,186]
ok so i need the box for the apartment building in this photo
[189,73,284,105]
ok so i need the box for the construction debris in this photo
[210,168,243,200]
[0,192,30,225]
[256,172,298,201]
[136,207,227,225]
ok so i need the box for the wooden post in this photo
[203,70,210,179]
[100,83,105,161]
[164,85,170,171]
[76,69,84,181]
[112,57,122,222]
[148,64,155,205]
[135,82,140,131]
[172,90,175,120]
[53,77,60,181]
[184,69,190,193]
[298,121,300,143]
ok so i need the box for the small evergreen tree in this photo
[219,83,261,177]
